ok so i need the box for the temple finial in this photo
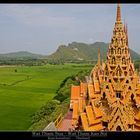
[126,23,128,45]
[116,3,121,21]
[124,19,126,32]
[126,23,128,34]
[98,48,101,66]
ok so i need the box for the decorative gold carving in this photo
[70,4,140,131]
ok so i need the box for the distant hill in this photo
[0,42,140,63]
[0,51,44,59]
[47,42,140,62]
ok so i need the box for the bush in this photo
[54,70,90,102]
[31,100,60,124]
[29,100,69,131]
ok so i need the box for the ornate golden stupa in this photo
[70,4,140,131]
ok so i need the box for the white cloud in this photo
[0,4,76,28]
[0,4,140,55]
[88,38,94,43]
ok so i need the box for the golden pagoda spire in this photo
[124,24,126,32]
[69,3,140,132]
[116,3,121,21]
[125,24,128,45]
[98,48,101,66]
[124,19,126,32]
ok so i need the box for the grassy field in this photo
[0,64,93,130]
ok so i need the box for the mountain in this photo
[47,42,140,63]
[0,51,44,59]
[0,42,140,63]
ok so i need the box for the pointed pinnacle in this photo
[98,48,101,66]
[116,3,121,21]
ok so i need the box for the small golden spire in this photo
[116,3,121,21]
[124,19,126,32]
[126,23,128,45]
[126,23,128,34]
[98,48,101,66]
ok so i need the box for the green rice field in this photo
[0,64,92,130]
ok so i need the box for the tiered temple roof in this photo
[69,4,140,131]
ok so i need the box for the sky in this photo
[0,4,140,55]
